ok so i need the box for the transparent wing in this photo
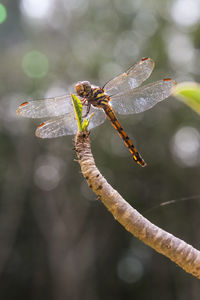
[110,79,177,114]
[87,106,106,131]
[35,106,106,139]
[104,57,155,96]
[35,112,78,138]
[16,94,74,118]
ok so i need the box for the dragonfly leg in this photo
[81,98,87,105]
[82,103,91,118]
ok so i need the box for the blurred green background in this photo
[0,0,200,299]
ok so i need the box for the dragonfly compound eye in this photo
[83,81,91,94]
[75,82,84,97]
[75,81,91,97]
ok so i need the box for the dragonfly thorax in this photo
[76,81,109,108]
[75,81,92,97]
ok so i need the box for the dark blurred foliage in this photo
[0,0,200,299]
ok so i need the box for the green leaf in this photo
[71,93,83,132]
[82,118,89,131]
[82,112,95,132]
[173,82,200,115]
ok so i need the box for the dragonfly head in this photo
[75,81,92,97]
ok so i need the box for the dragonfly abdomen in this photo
[103,104,146,167]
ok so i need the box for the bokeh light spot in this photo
[34,155,65,191]
[34,165,60,191]
[22,51,49,78]
[117,256,144,284]
[0,4,7,24]
[170,126,200,167]
[171,0,200,27]
[167,33,195,69]
[132,12,158,37]
[20,0,54,19]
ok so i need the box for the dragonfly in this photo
[16,57,177,167]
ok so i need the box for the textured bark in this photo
[75,131,200,279]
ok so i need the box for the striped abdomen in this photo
[103,104,146,167]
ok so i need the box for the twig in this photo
[75,131,200,279]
